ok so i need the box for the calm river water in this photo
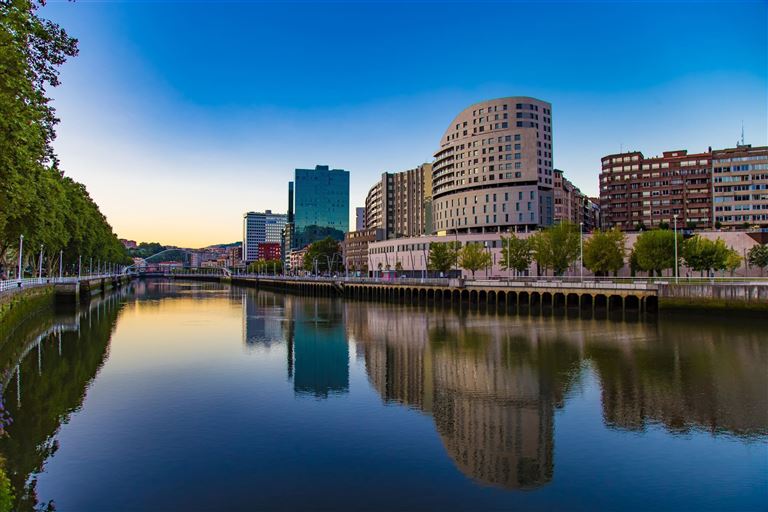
[0,280,766,511]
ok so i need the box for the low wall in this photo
[0,285,55,342]
[658,283,768,311]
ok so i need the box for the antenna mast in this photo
[740,121,745,146]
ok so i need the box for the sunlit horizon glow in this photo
[41,1,767,248]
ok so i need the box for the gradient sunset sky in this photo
[42,0,767,248]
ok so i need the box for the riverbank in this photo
[0,286,55,344]
[151,274,768,315]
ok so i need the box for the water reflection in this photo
[345,303,768,489]
[0,283,764,510]
[0,291,126,511]
[242,293,285,349]
[287,298,349,398]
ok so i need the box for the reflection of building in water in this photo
[287,299,349,398]
[359,307,432,411]
[589,321,768,437]
[347,304,579,490]
[242,292,285,348]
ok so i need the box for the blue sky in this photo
[42,0,767,247]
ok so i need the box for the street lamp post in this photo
[78,255,81,280]
[59,250,63,280]
[38,245,44,281]
[17,234,24,282]
[673,214,679,283]
[579,222,584,283]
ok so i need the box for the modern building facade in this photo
[599,149,712,231]
[553,169,600,231]
[292,165,350,249]
[364,163,433,240]
[712,145,768,228]
[553,169,580,224]
[242,210,288,262]
[432,97,554,235]
[257,242,281,261]
[342,227,385,273]
[355,207,366,231]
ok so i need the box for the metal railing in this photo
[156,272,768,290]
[0,273,124,294]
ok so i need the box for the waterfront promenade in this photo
[148,272,768,314]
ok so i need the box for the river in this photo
[0,280,765,511]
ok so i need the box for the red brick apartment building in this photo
[599,149,712,230]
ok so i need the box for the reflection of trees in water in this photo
[588,319,768,437]
[130,279,232,305]
[0,296,122,511]
[346,303,768,489]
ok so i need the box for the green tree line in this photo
[1,1,129,279]
[425,222,766,279]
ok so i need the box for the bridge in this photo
[125,249,231,276]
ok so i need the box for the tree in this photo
[500,234,531,274]
[632,230,679,276]
[395,261,403,272]
[0,2,130,276]
[682,236,732,276]
[248,259,283,274]
[583,229,626,276]
[302,237,341,273]
[725,250,742,276]
[458,243,491,279]
[529,222,580,276]
[747,244,768,276]
[428,241,460,274]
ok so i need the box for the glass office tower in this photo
[292,165,350,248]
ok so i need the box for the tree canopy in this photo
[529,222,580,275]
[302,237,342,272]
[0,1,129,277]
[583,229,626,276]
[428,241,460,274]
[632,229,680,276]
[682,236,739,276]
[458,243,491,278]
[747,244,768,275]
[499,234,531,274]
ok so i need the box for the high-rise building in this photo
[553,169,578,224]
[292,165,350,249]
[355,207,366,231]
[599,149,712,231]
[553,169,598,230]
[432,97,554,234]
[712,145,768,228]
[242,210,288,262]
[364,163,433,239]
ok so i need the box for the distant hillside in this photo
[204,242,242,249]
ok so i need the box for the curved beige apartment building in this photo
[432,97,554,234]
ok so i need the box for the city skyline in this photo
[40,1,767,247]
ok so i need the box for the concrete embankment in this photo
[0,275,134,341]
[152,275,768,315]
[0,285,56,342]
[657,283,768,312]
